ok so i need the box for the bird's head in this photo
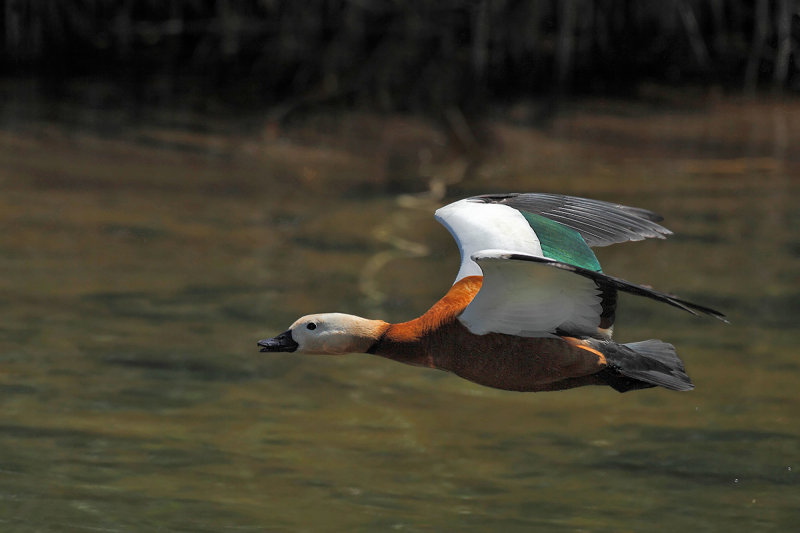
[258,313,388,355]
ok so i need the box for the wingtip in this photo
[674,298,728,323]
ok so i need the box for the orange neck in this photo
[368,276,483,366]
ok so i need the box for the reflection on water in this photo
[0,91,798,531]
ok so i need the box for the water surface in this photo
[0,94,798,531]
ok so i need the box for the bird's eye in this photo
[306,323,317,331]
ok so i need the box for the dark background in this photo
[3,0,798,116]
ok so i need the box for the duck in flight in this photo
[258,193,726,393]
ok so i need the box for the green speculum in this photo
[520,211,602,272]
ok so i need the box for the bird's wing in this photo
[457,251,727,339]
[435,193,672,284]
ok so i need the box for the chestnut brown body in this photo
[368,276,607,392]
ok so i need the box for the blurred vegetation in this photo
[2,0,798,113]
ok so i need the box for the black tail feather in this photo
[590,339,695,393]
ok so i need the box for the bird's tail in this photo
[590,339,694,393]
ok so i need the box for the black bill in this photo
[257,330,299,352]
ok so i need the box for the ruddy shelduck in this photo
[259,193,726,393]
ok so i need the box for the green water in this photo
[0,93,798,531]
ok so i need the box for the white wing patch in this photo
[435,199,543,283]
[458,250,603,337]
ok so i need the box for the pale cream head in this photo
[287,313,387,355]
